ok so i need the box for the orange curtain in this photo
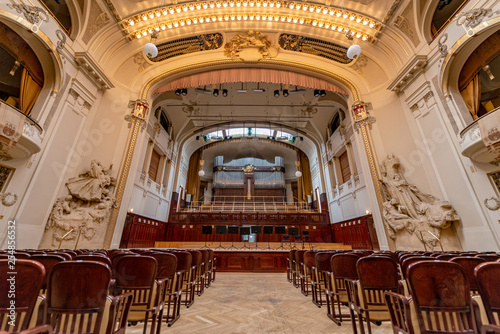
[460,74,480,120]
[186,149,201,198]
[153,68,348,96]
[19,68,42,115]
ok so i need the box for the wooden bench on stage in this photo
[154,242,352,273]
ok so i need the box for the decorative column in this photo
[345,141,358,176]
[142,140,154,177]
[156,154,167,185]
[104,99,148,248]
[352,101,393,248]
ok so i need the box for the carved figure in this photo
[41,160,116,248]
[224,31,278,61]
[380,154,459,249]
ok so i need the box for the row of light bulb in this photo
[134,14,370,41]
[126,0,377,29]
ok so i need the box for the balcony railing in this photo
[0,100,43,160]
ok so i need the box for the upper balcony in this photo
[460,106,500,165]
[0,101,42,160]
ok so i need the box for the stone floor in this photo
[127,272,393,334]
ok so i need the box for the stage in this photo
[154,241,351,272]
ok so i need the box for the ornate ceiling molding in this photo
[387,55,427,93]
[74,52,115,90]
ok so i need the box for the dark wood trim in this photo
[215,251,287,272]
[331,214,379,250]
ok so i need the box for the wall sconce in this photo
[198,159,205,176]
[9,60,21,76]
[295,161,302,177]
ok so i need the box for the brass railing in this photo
[183,196,313,212]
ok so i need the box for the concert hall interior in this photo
[3,0,500,333]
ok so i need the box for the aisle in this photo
[128,273,392,334]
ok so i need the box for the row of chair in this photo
[287,249,500,334]
[0,247,218,334]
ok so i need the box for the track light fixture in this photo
[181,88,188,96]
[213,88,219,96]
[314,89,320,97]
[320,90,326,97]
[283,89,289,97]
[222,89,228,97]
[175,89,182,96]
[274,90,280,98]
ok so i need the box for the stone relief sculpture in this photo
[380,154,460,250]
[40,160,116,249]
[224,31,278,61]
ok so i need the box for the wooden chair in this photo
[185,250,202,306]
[208,249,216,284]
[197,250,209,295]
[400,256,434,280]
[303,251,316,298]
[286,250,296,283]
[46,260,132,334]
[12,252,31,259]
[346,256,399,334]
[295,250,310,296]
[312,252,331,308]
[171,251,191,321]
[481,324,500,334]
[386,260,475,334]
[150,252,181,327]
[476,254,500,262]
[435,254,456,261]
[451,256,485,294]
[113,256,164,334]
[475,262,500,330]
[45,252,71,261]
[328,253,359,325]
[29,254,66,292]
[0,260,45,332]
[204,249,213,288]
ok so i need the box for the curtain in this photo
[19,68,42,115]
[186,149,201,199]
[460,73,480,120]
[153,68,348,96]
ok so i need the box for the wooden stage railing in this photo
[154,241,352,250]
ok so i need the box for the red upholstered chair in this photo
[475,262,500,330]
[150,252,181,327]
[0,260,45,332]
[113,256,164,334]
[328,253,359,325]
[346,256,399,334]
[46,260,132,334]
[450,256,485,294]
[29,254,66,292]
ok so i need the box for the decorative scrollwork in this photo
[1,192,18,206]
[279,34,351,64]
[484,197,500,211]
[7,4,48,25]
[152,33,223,62]
[456,8,493,29]
[224,31,278,61]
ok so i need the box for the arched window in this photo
[155,107,171,133]
[0,22,44,116]
[329,109,344,135]
[459,31,500,120]
[430,0,468,39]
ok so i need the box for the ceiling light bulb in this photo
[243,0,248,6]
[128,19,135,26]
[203,2,208,8]
[243,14,248,20]
[323,8,328,14]
[337,26,343,31]
[355,32,362,38]
[210,2,215,8]
[196,3,201,9]
[176,6,181,12]
[162,8,168,15]
[363,19,368,25]
[223,1,228,7]
[148,12,154,19]
[336,11,342,17]
[256,14,261,20]
[276,1,281,8]
[250,14,254,20]
[224,15,229,20]
[302,4,307,10]
[325,22,330,28]
[142,30,147,36]
[173,21,179,27]
[263,1,268,7]
[293,17,298,23]
[289,3,294,9]
[180,20,185,26]
[230,0,235,6]
[310,6,315,12]
[369,21,375,28]
[192,18,197,24]
[312,20,317,26]
[199,17,204,23]
[296,4,301,10]
[250,0,254,6]
[167,22,173,28]
[356,17,362,23]
[343,13,348,19]
[299,18,304,24]
[186,19,192,25]
[316,7,321,13]
[135,32,141,38]
[295,171,302,177]
[362,35,368,41]
[274,15,279,21]
[329,9,334,15]
[237,1,241,6]
[287,16,292,22]
[189,4,195,10]
[256,1,261,6]
[169,8,175,14]
[141,14,147,21]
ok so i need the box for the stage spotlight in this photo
[175,89,182,96]
[196,136,200,140]
[320,90,326,97]
[213,88,219,96]
[300,136,304,141]
[283,89,289,97]
[314,89,320,97]
[222,89,228,97]
[181,88,188,96]
[274,90,280,98]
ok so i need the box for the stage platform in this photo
[153,241,351,272]
[154,241,351,250]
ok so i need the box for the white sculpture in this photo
[380,154,459,250]
[40,160,116,248]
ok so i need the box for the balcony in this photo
[0,101,42,160]
[460,107,500,165]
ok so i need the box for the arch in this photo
[0,11,64,124]
[440,17,500,127]
[420,0,469,43]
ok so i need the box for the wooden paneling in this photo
[331,215,379,250]
[166,212,333,243]
[119,212,167,248]
[215,251,287,272]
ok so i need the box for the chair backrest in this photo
[314,252,332,273]
[475,262,500,326]
[46,252,72,261]
[476,254,500,262]
[331,253,359,280]
[435,254,456,261]
[12,252,31,259]
[30,254,66,290]
[450,256,485,293]
[407,260,474,333]
[0,260,45,332]
[114,255,157,288]
[150,252,177,279]
[199,249,210,271]
[111,252,137,276]
[401,256,434,279]
[289,250,296,264]
[46,261,111,334]
[75,254,112,266]
[188,250,202,267]
[357,256,399,293]
[172,251,192,273]
[303,251,316,269]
